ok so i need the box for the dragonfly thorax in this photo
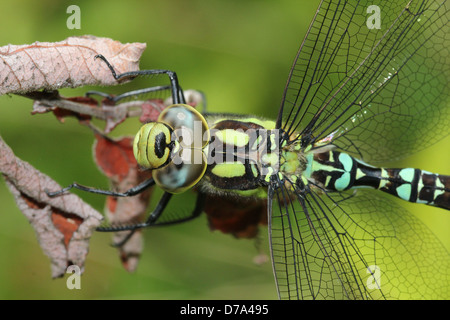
[278,140,308,188]
[195,114,280,199]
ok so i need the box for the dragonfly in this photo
[47,0,449,299]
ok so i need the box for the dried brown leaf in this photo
[93,134,152,271]
[0,35,146,95]
[0,136,103,278]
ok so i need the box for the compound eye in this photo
[153,148,207,194]
[158,104,210,148]
[133,122,173,169]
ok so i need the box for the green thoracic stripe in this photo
[211,162,246,178]
[215,129,249,147]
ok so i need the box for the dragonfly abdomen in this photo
[376,168,450,210]
[306,150,449,210]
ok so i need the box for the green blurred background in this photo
[0,0,448,299]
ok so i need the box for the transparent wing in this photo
[278,0,449,163]
[268,181,449,299]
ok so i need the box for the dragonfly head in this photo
[133,104,210,194]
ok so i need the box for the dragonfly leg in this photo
[154,192,206,227]
[100,192,173,246]
[104,192,206,247]
[110,229,137,248]
[45,178,155,197]
[97,191,173,234]
[84,90,114,101]
[85,85,172,104]
[95,54,185,104]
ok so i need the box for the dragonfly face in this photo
[133,104,209,194]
